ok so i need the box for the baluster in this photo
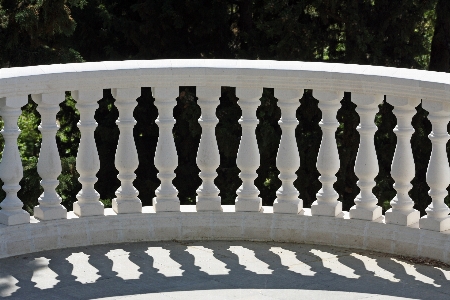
[312,90,344,217]
[32,93,67,220]
[419,100,450,231]
[273,88,303,214]
[0,96,30,225]
[196,87,222,211]
[235,87,262,212]
[349,93,383,220]
[72,90,104,217]
[153,87,180,212]
[111,88,142,214]
[385,97,420,226]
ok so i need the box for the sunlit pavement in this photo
[1,240,450,299]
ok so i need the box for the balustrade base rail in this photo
[1,205,449,263]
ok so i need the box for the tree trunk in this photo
[429,0,450,72]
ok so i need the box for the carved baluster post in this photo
[0,96,30,225]
[196,87,222,211]
[235,87,262,212]
[311,90,344,217]
[419,100,450,231]
[112,88,142,214]
[72,90,104,217]
[153,87,180,212]
[349,93,383,220]
[273,88,303,214]
[32,93,67,220]
[385,96,420,226]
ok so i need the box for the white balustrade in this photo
[349,93,383,221]
[152,87,180,212]
[235,87,263,212]
[196,87,222,211]
[111,88,142,214]
[0,96,30,225]
[32,93,67,221]
[385,97,420,226]
[273,88,303,214]
[311,90,344,217]
[72,90,104,217]
[419,100,450,232]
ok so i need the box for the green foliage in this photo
[0,0,448,215]
[0,0,85,67]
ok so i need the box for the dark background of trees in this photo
[0,0,449,215]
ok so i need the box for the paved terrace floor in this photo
[1,240,450,299]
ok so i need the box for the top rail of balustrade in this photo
[0,59,449,102]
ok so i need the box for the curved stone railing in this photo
[0,60,449,262]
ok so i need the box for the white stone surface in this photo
[235,87,262,212]
[196,87,222,211]
[72,89,104,217]
[152,87,180,212]
[0,206,450,267]
[273,88,303,214]
[420,100,450,232]
[1,60,450,272]
[32,93,67,221]
[349,93,383,221]
[311,90,343,217]
[111,88,142,214]
[0,96,30,225]
[385,96,420,226]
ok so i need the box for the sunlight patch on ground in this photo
[391,258,440,287]
[66,252,100,284]
[105,249,142,280]
[350,253,399,282]
[145,247,184,277]
[310,249,360,279]
[28,257,59,289]
[185,246,230,275]
[0,275,19,297]
[269,247,316,276]
[228,246,273,274]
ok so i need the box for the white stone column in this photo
[196,86,222,211]
[419,100,450,231]
[152,87,180,212]
[32,93,67,220]
[0,96,30,225]
[385,96,420,226]
[349,93,383,221]
[235,87,262,212]
[311,90,344,217]
[72,90,104,217]
[273,88,303,214]
[111,88,142,214]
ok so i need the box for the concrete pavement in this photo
[1,240,449,299]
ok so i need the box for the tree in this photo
[429,0,450,72]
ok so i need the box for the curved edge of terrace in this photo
[0,59,449,101]
[1,206,449,263]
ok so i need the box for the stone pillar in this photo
[112,88,142,214]
[235,87,262,212]
[72,90,104,217]
[0,96,30,225]
[33,93,67,220]
[419,100,450,232]
[153,87,180,212]
[273,88,303,214]
[349,93,383,221]
[311,90,344,217]
[385,96,420,226]
[196,86,222,211]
